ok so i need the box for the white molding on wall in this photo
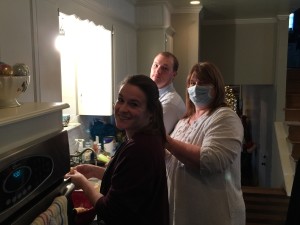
[202,17,278,25]
[72,0,136,26]
[171,5,202,14]
[277,14,290,20]
[136,2,171,28]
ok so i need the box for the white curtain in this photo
[58,13,112,116]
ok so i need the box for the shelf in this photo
[0,102,70,154]
[63,123,81,131]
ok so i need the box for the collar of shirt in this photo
[158,83,175,99]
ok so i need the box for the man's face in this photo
[150,54,176,89]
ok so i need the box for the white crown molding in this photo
[72,0,136,27]
[135,0,201,14]
[277,15,289,20]
[137,25,170,30]
[171,5,202,14]
[135,0,172,10]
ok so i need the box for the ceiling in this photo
[134,0,300,20]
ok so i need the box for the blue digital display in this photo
[12,169,22,179]
[4,166,31,193]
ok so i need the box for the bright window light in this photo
[58,12,113,116]
[289,13,294,30]
[190,1,200,5]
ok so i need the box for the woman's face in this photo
[114,83,151,138]
[189,72,209,87]
[188,73,215,109]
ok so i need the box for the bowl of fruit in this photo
[0,62,30,108]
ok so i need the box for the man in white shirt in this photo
[150,52,185,134]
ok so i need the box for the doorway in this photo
[288,9,300,68]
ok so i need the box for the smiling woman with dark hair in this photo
[66,74,169,225]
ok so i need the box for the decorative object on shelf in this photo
[225,85,238,112]
[0,62,13,75]
[0,61,30,108]
[62,114,70,127]
[12,63,30,76]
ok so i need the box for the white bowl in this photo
[0,75,30,108]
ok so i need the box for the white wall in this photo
[200,19,277,85]
[0,0,36,102]
[136,3,171,74]
[172,12,200,101]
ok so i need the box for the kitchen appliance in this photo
[0,130,74,225]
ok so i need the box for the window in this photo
[56,13,113,118]
[289,13,294,31]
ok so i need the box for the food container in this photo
[71,190,96,225]
[103,136,116,156]
[71,178,101,225]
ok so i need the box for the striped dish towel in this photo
[31,195,68,225]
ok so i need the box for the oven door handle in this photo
[61,178,75,197]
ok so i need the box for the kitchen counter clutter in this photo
[64,122,81,131]
[0,102,69,154]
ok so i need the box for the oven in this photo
[0,130,75,225]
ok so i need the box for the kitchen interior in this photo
[1,0,300,224]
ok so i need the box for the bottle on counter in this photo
[93,136,100,155]
[76,139,85,164]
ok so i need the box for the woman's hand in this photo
[65,169,88,190]
[65,168,103,206]
[67,163,106,180]
[165,135,172,149]
[73,164,96,179]
[165,135,201,170]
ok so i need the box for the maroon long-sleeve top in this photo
[95,132,169,225]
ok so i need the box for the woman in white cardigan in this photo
[166,61,245,225]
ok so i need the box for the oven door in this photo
[0,131,72,225]
[3,179,75,225]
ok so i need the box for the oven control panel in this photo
[0,156,53,212]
